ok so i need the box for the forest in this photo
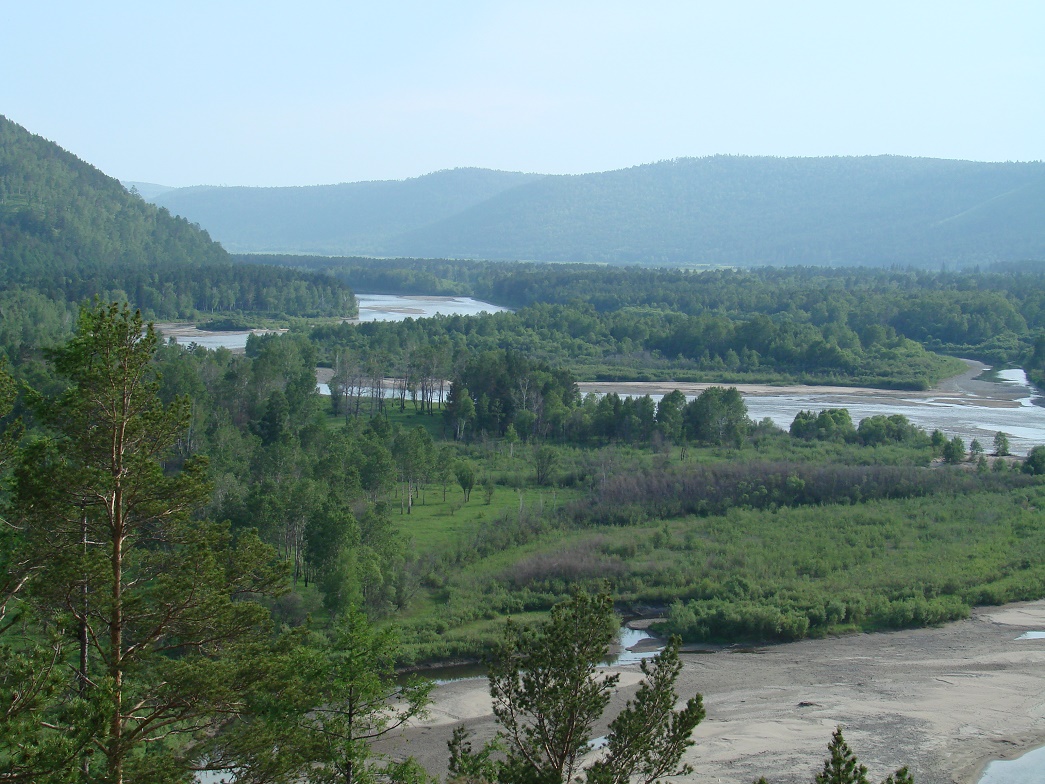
[3,115,1045,782]
[0,114,357,363]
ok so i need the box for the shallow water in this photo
[170,295,1045,456]
[354,293,509,321]
[170,294,508,352]
[743,369,1044,456]
[980,745,1045,784]
[583,369,1045,456]
[411,625,664,685]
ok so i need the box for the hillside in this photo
[149,156,1045,267]
[0,115,229,287]
[0,116,355,333]
[150,168,544,255]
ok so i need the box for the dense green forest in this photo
[249,255,1045,388]
[0,115,356,359]
[157,156,1045,266]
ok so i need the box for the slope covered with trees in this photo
[155,156,1045,266]
[0,115,355,353]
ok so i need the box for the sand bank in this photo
[577,361,1030,409]
[384,600,1045,784]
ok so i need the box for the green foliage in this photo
[791,409,856,442]
[533,445,558,486]
[211,607,433,784]
[1022,446,1045,475]
[994,431,1011,456]
[6,302,284,783]
[304,260,1045,381]
[815,728,912,784]
[456,460,477,501]
[455,592,703,784]
[0,116,355,323]
[584,637,705,784]
[942,436,966,464]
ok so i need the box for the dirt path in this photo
[383,600,1045,784]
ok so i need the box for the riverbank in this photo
[577,359,1025,406]
[153,322,286,352]
[382,600,1045,784]
[579,360,1045,455]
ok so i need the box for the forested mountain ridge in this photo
[152,156,1045,266]
[0,116,356,358]
[150,168,545,255]
[0,114,228,284]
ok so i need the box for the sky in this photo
[3,2,1043,187]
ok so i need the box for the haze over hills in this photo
[146,169,544,257]
[145,156,1045,267]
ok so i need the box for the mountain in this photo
[0,116,354,327]
[122,181,179,200]
[149,156,1045,267]
[150,169,544,255]
[0,115,229,288]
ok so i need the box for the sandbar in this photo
[577,361,1031,409]
[383,600,1045,784]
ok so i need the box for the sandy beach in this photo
[385,600,1045,784]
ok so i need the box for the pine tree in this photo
[12,302,284,784]
[815,729,871,784]
[452,591,704,784]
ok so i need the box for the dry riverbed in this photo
[383,601,1045,784]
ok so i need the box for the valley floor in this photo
[384,599,1045,784]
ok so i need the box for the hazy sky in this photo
[3,2,1043,187]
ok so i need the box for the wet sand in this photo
[385,600,1045,784]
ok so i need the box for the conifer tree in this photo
[12,302,284,784]
[451,591,704,784]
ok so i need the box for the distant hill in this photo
[149,156,1045,267]
[0,115,354,330]
[122,181,179,200]
[151,169,544,256]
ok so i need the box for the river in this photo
[157,294,509,352]
[579,362,1045,456]
[160,296,1045,456]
